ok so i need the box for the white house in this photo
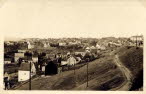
[68,42,78,45]
[44,42,50,48]
[32,57,38,63]
[67,56,77,66]
[59,42,67,46]
[96,43,106,50]
[18,62,36,82]
[61,61,68,66]
[5,41,14,45]
[42,66,46,72]
[18,50,27,53]
[96,43,101,49]
[90,46,96,49]
[85,47,91,53]
[130,35,143,42]
[4,58,12,64]
[27,41,34,49]
[108,42,122,47]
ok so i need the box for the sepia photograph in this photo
[0,0,145,92]
[4,36,143,91]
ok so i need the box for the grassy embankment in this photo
[15,52,125,90]
[112,46,143,90]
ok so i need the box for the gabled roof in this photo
[19,62,34,71]
[15,52,24,55]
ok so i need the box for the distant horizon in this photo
[4,34,143,41]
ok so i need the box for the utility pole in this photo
[29,62,31,90]
[85,47,90,88]
[74,63,75,75]
[87,60,89,87]
[136,35,138,47]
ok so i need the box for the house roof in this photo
[15,53,24,57]
[86,47,90,50]
[19,62,34,71]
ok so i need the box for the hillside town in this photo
[4,35,143,90]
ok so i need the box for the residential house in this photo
[59,42,67,47]
[43,42,50,48]
[85,47,91,52]
[18,50,27,53]
[90,46,98,53]
[4,58,12,64]
[61,61,68,66]
[32,57,38,63]
[96,43,106,50]
[96,43,101,49]
[108,42,122,47]
[14,53,25,63]
[27,41,34,49]
[67,56,77,66]
[5,41,14,46]
[130,35,143,46]
[18,62,36,82]
[68,42,78,45]
[130,35,143,42]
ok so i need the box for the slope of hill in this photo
[14,55,126,90]
[118,47,143,90]
[112,46,143,90]
[14,46,143,90]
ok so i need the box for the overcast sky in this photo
[0,0,146,40]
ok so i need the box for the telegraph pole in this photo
[74,62,75,75]
[87,61,89,87]
[29,62,31,90]
[85,47,90,88]
[136,36,138,47]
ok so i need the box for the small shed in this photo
[45,61,58,75]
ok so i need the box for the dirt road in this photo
[112,55,132,91]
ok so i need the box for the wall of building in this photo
[18,71,30,82]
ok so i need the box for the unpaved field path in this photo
[112,55,132,91]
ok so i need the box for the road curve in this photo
[112,55,132,91]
